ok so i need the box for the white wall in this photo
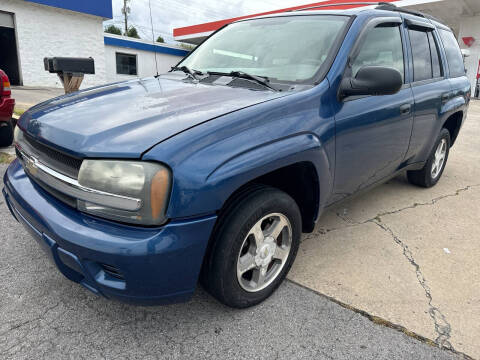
[1,0,106,88]
[104,35,186,83]
[458,16,480,96]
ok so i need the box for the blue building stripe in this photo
[104,36,189,57]
[25,0,113,19]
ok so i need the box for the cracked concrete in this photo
[373,220,453,349]
[289,101,480,358]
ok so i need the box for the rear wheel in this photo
[407,128,451,188]
[203,186,301,308]
[0,119,13,147]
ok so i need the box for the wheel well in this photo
[443,112,463,146]
[221,162,319,233]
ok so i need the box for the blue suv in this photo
[3,4,470,308]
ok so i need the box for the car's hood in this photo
[19,75,289,158]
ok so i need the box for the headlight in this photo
[13,125,21,144]
[77,160,171,225]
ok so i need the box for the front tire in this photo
[0,119,13,147]
[203,186,302,308]
[407,128,451,188]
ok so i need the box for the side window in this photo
[439,29,465,78]
[409,29,432,82]
[428,32,443,78]
[351,25,404,82]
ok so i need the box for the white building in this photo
[0,0,188,88]
[104,34,187,83]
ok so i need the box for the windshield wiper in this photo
[207,71,278,91]
[171,65,203,81]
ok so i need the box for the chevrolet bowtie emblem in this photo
[24,154,38,176]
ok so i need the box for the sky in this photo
[103,0,316,43]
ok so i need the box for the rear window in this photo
[409,30,432,82]
[409,29,444,82]
[439,30,465,78]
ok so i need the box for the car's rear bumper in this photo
[3,160,217,305]
[0,97,15,122]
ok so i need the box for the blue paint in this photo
[104,36,189,57]
[25,0,113,19]
[4,161,217,305]
[4,8,471,305]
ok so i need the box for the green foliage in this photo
[180,43,196,51]
[156,36,165,43]
[104,24,122,36]
[126,27,140,39]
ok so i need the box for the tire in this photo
[0,119,14,147]
[407,128,451,188]
[202,186,302,308]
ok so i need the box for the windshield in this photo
[178,15,350,83]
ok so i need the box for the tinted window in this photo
[409,30,432,82]
[116,53,137,75]
[352,25,404,81]
[439,29,465,78]
[428,32,442,78]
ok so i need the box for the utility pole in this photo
[122,0,131,35]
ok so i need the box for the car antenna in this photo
[148,0,160,77]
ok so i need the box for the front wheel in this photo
[407,128,451,188]
[203,186,302,308]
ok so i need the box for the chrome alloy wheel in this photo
[236,213,292,292]
[431,138,447,179]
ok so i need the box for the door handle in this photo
[400,104,411,115]
[442,93,450,103]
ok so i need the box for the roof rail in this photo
[376,2,443,23]
[290,2,393,12]
[376,3,425,17]
[288,1,445,25]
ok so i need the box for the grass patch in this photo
[13,108,26,117]
[0,152,15,164]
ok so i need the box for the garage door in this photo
[0,11,20,85]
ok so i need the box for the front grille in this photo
[23,133,82,178]
[34,176,78,208]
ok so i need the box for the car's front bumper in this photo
[3,160,217,305]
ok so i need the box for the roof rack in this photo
[289,2,444,25]
[376,2,443,23]
[291,2,390,12]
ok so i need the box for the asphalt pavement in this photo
[0,163,465,359]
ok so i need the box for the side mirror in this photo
[339,66,403,99]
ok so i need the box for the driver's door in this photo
[332,19,414,202]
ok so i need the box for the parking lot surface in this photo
[290,100,480,358]
[1,102,478,359]
[0,181,461,359]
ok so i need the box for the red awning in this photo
[173,0,399,43]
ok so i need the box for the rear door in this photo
[332,17,414,201]
[402,15,452,162]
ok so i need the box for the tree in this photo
[156,36,165,43]
[104,24,122,36]
[122,0,131,36]
[180,43,196,51]
[126,26,140,39]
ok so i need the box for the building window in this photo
[116,53,137,75]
